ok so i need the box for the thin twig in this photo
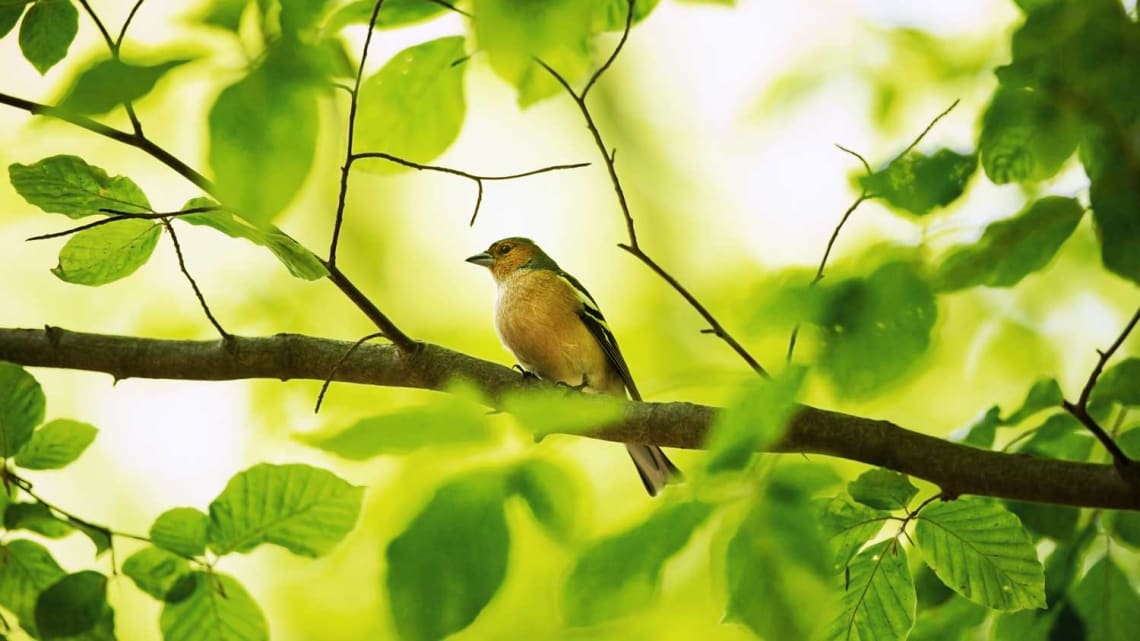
[424,0,470,18]
[351,152,589,225]
[163,220,229,340]
[328,0,386,266]
[835,143,872,175]
[26,206,220,242]
[322,262,417,352]
[898,99,960,159]
[116,0,148,49]
[314,332,388,413]
[581,0,635,99]
[14,474,150,545]
[1062,305,1140,470]
[76,0,145,134]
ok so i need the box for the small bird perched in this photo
[467,237,679,495]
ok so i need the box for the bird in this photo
[466,237,679,495]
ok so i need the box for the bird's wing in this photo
[555,270,642,401]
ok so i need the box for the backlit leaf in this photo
[0,362,45,458]
[34,570,108,639]
[14,419,96,469]
[180,201,327,280]
[860,148,976,216]
[704,366,804,473]
[18,0,77,74]
[820,494,891,572]
[1089,358,1140,407]
[847,469,918,511]
[151,507,209,557]
[123,546,195,603]
[821,539,915,641]
[9,155,151,218]
[0,539,65,637]
[979,87,1079,183]
[161,573,267,641]
[508,458,585,542]
[1070,557,1140,641]
[51,219,162,285]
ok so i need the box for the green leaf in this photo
[14,419,97,469]
[508,458,584,542]
[279,0,331,33]
[703,366,804,473]
[593,0,659,31]
[68,518,112,557]
[820,494,891,572]
[17,0,77,74]
[386,472,509,641]
[161,572,268,641]
[0,539,65,636]
[909,595,989,641]
[192,0,248,32]
[953,406,1000,449]
[208,64,317,226]
[0,2,28,38]
[1071,557,1140,641]
[915,498,1045,610]
[1043,522,1096,603]
[180,201,327,280]
[1090,358,1140,407]
[5,502,73,538]
[123,547,195,603]
[0,362,45,458]
[355,36,466,172]
[563,501,712,626]
[1018,413,1093,462]
[502,387,623,437]
[935,197,1084,291]
[324,0,448,31]
[1004,500,1079,541]
[8,154,152,218]
[860,148,976,216]
[1004,378,1064,425]
[299,397,493,460]
[51,219,162,286]
[473,0,593,106]
[821,539,915,641]
[207,463,363,557]
[34,571,108,639]
[818,261,937,398]
[151,507,209,557]
[1090,159,1140,285]
[848,469,918,511]
[1108,509,1140,549]
[979,87,1079,183]
[58,57,191,115]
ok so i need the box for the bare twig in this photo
[162,220,229,340]
[537,0,768,377]
[26,206,220,242]
[322,263,417,352]
[1062,305,1140,470]
[116,0,148,49]
[314,332,388,413]
[328,0,386,266]
[352,152,589,225]
[76,0,145,135]
[898,99,960,159]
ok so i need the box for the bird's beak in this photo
[465,252,493,267]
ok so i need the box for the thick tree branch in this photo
[1,326,1137,510]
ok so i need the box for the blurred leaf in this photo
[1005,379,1064,425]
[300,397,493,459]
[8,154,151,218]
[151,507,209,557]
[821,539,915,641]
[818,261,937,398]
[1005,500,1079,541]
[993,608,1057,641]
[915,498,1045,610]
[4,503,72,538]
[1108,510,1140,549]
[386,472,509,641]
[161,572,268,641]
[936,197,1083,291]
[14,419,96,470]
[1070,557,1139,641]
[180,200,327,280]
[34,570,108,639]
[207,463,364,557]
[280,0,331,33]
[324,0,448,31]
[0,362,45,457]
[860,148,976,216]
[208,63,317,226]
[355,36,466,171]
[123,547,195,603]
[914,564,954,608]
[508,458,585,542]
[503,387,623,436]
[979,88,1078,183]
[593,0,659,31]
[848,469,918,511]
[473,0,593,106]
[564,501,712,626]
[759,463,836,575]
[726,475,834,640]
[0,539,65,637]
[953,406,1000,448]
[703,366,804,473]
[1019,413,1093,462]
[1089,358,1140,407]
[1088,151,1140,287]
[192,0,248,31]
[909,595,989,641]
[17,0,77,74]
[51,219,162,286]
[67,519,111,557]
[820,494,890,572]
[0,2,28,38]
[1120,429,1140,457]
[1043,522,1096,604]
[58,57,191,115]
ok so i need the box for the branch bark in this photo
[1,327,1136,510]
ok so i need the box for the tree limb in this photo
[1,326,1136,511]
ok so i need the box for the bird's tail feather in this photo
[626,444,681,496]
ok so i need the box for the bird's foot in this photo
[513,364,541,381]
[555,375,589,394]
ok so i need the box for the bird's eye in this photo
[498,244,512,255]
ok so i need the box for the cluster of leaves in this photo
[0,363,364,640]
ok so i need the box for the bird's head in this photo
[466,237,555,282]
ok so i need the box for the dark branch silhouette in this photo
[162,220,229,340]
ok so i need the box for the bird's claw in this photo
[555,376,589,394]
[513,364,540,381]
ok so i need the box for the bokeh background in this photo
[1,0,1137,639]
